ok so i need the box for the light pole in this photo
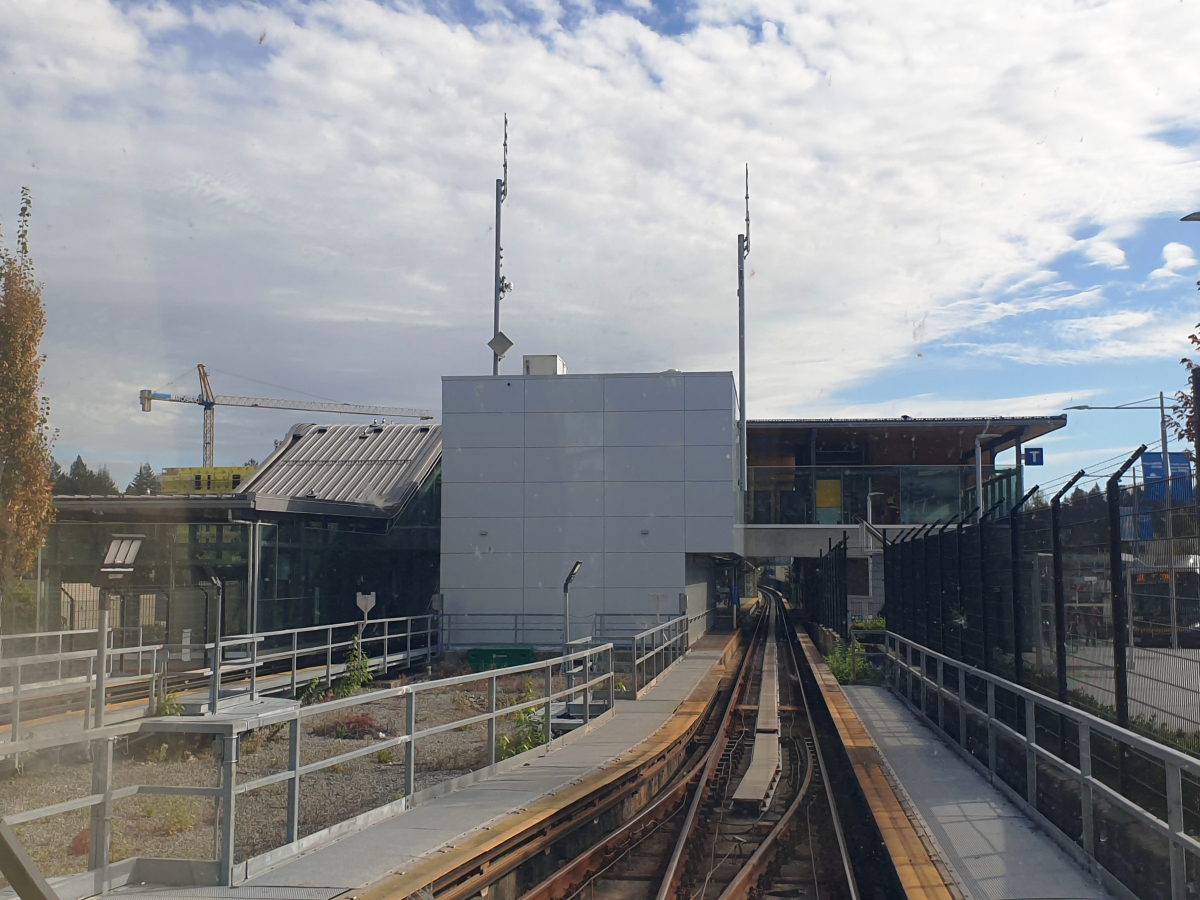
[737,166,750,502]
[1065,396,1179,648]
[562,561,582,653]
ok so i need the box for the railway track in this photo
[514,591,859,900]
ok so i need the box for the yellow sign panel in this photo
[815,479,842,509]
[161,466,256,494]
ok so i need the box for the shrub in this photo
[498,682,546,760]
[824,642,875,685]
[298,678,331,706]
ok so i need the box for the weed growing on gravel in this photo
[498,682,545,760]
[310,711,381,740]
[141,796,200,835]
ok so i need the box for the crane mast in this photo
[140,364,433,467]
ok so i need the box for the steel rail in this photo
[769,586,860,900]
[395,637,747,900]
[519,616,764,900]
[653,609,769,900]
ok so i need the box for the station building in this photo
[36,363,1070,646]
[439,365,741,628]
[742,415,1068,618]
[44,423,441,645]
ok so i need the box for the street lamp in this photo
[94,534,144,727]
[1065,394,1182,648]
[562,561,583,652]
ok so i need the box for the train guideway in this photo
[731,602,781,810]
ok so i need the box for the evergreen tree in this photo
[126,462,160,495]
[54,456,118,495]
[0,188,55,593]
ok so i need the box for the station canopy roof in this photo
[55,422,442,522]
[748,415,1067,460]
[238,422,441,517]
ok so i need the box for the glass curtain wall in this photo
[746,466,1013,526]
[40,521,251,647]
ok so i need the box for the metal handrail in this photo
[0,642,618,889]
[886,631,1197,900]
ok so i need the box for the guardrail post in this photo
[1025,697,1037,807]
[287,716,301,844]
[1079,723,1094,856]
[582,650,591,726]
[543,664,553,745]
[88,737,113,895]
[607,645,615,712]
[326,627,334,688]
[488,675,497,767]
[11,665,20,744]
[936,650,944,727]
[218,733,238,885]
[290,631,298,697]
[405,692,416,802]
[957,659,967,753]
[986,679,996,781]
[1168,761,1185,900]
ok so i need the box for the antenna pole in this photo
[738,165,750,501]
[493,115,510,376]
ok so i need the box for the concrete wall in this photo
[440,371,736,622]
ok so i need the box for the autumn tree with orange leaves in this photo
[0,188,55,610]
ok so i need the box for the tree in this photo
[126,462,160,495]
[1169,307,1200,460]
[54,456,118,495]
[0,188,55,594]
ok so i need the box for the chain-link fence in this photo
[886,446,1200,755]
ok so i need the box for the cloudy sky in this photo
[3,0,1200,490]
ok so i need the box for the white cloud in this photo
[807,389,1103,420]
[3,0,1200,481]
[1150,242,1198,280]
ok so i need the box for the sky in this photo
[3,0,1200,492]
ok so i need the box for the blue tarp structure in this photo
[1141,451,1193,503]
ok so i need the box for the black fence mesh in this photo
[884,460,1200,754]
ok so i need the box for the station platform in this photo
[227,632,740,896]
[843,685,1113,900]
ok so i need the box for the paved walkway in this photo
[843,686,1113,900]
[236,635,734,892]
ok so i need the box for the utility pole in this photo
[738,166,750,498]
[490,115,514,375]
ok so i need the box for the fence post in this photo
[1168,760,1186,900]
[11,665,20,744]
[979,515,991,672]
[88,737,114,896]
[287,717,300,843]
[1010,486,1040,686]
[488,675,497,767]
[1108,446,1146,730]
[938,524,948,654]
[218,733,237,886]
[544,664,553,745]
[1080,723,1095,856]
[405,692,416,801]
[1051,471,1084,703]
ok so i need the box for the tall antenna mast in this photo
[489,115,514,375]
[738,164,750,498]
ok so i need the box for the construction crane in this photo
[140,364,433,467]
